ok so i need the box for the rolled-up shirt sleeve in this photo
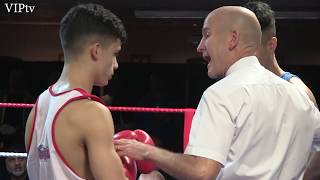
[184,89,236,166]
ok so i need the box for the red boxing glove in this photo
[133,129,157,174]
[114,129,157,174]
[122,156,137,180]
[113,130,137,140]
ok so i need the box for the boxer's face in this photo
[94,38,121,86]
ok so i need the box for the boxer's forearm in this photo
[145,146,221,180]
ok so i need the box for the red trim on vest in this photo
[88,95,106,105]
[49,85,92,97]
[49,85,74,96]
[73,88,105,105]
[27,98,39,152]
[73,88,90,96]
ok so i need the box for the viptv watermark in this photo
[3,3,35,13]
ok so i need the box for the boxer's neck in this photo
[54,63,94,93]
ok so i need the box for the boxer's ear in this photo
[268,37,277,52]
[90,42,102,62]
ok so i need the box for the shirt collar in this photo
[225,56,260,76]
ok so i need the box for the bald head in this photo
[197,6,263,78]
[207,6,262,53]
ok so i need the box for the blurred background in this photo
[0,0,319,179]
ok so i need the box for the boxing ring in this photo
[0,102,195,158]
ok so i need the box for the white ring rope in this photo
[0,152,27,158]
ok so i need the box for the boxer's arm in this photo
[82,102,127,180]
[290,77,318,108]
[25,106,35,152]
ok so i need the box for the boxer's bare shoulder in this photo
[289,76,318,108]
[54,99,125,179]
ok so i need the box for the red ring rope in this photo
[0,102,195,150]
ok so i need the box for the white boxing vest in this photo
[27,86,104,180]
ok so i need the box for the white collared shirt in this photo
[185,56,320,180]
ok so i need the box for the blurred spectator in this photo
[1,142,28,180]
